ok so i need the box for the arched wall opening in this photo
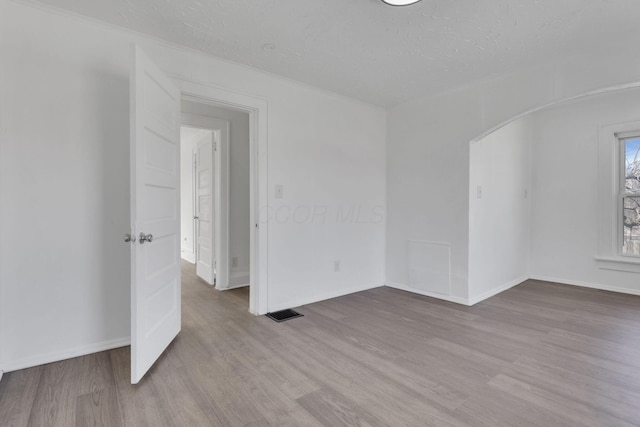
[468,85,640,304]
[386,51,640,306]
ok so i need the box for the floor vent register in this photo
[266,309,304,323]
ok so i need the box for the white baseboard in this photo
[181,251,195,264]
[215,272,249,291]
[218,283,249,291]
[229,271,249,287]
[467,275,528,306]
[268,283,384,313]
[388,275,640,307]
[2,337,130,373]
[385,282,470,306]
[529,275,640,297]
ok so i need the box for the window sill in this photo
[595,256,640,273]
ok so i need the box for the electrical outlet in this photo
[334,260,340,272]
[275,184,283,199]
[232,257,238,268]
[477,185,483,199]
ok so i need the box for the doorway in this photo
[179,101,251,296]
[130,46,268,383]
[176,81,269,317]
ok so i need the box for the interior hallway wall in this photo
[468,116,532,303]
[181,101,251,287]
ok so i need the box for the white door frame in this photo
[181,115,230,289]
[173,77,268,316]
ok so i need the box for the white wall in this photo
[469,117,532,303]
[529,88,640,294]
[181,101,251,286]
[386,89,479,303]
[0,0,386,371]
[1,0,131,371]
[387,51,640,305]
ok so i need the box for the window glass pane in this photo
[625,137,640,193]
[623,196,640,256]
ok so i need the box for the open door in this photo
[195,137,216,285]
[130,45,181,384]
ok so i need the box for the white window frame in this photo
[619,132,640,258]
[596,121,640,272]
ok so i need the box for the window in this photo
[621,134,640,256]
[596,121,640,271]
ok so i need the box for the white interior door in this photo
[130,45,181,384]
[195,137,216,284]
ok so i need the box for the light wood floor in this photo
[2,262,640,426]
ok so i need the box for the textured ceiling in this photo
[28,0,640,106]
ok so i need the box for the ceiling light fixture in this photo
[381,0,422,6]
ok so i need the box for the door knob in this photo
[139,232,153,244]
[124,233,136,243]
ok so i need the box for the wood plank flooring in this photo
[2,262,640,426]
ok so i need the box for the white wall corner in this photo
[229,271,250,288]
[220,283,250,291]
[181,250,196,264]
[467,276,528,306]
[2,337,130,373]
[269,283,385,313]
[530,275,640,297]
[384,282,471,306]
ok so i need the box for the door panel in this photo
[130,45,181,384]
[195,137,215,285]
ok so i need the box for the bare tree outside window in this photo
[623,137,640,256]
